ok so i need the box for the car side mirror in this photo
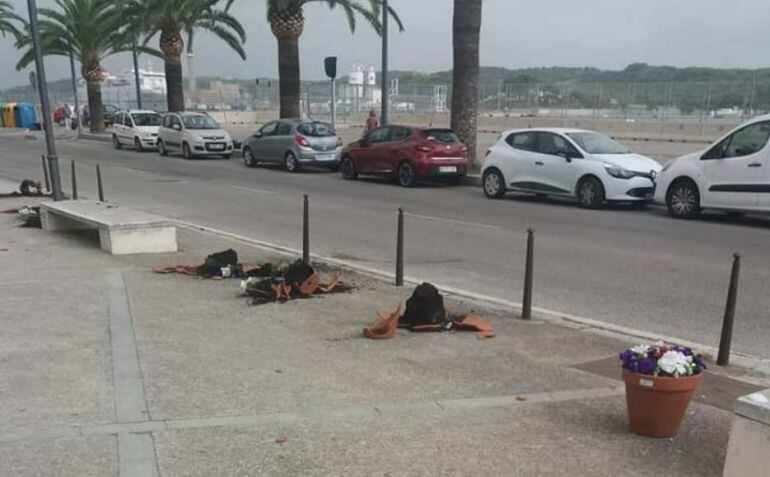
[556,151,573,162]
[173,124,181,131]
[253,132,263,139]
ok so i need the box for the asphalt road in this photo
[2,131,769,359]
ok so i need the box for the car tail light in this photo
[336,137,343,147]
[485,149,492,157]
[416,145,434,153]
[294,134,310,147]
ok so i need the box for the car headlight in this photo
[193,136,204,144]
[604,164,635,179]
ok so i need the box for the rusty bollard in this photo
[396,208,404,287]
[717,253,742,366]
[522,229,535,320]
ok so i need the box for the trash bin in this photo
[3,103,17,128]
[0,102,5,127]
[14,103,37,129]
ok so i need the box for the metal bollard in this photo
[522,229,535,320]
[302,194,309,264]
[41,154,50,192]
[396,208,404,287]
[97,165,105,202]
[717,253,741,366]
[70,160,78,200]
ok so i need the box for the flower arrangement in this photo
[619,342,706,378]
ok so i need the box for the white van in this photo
[111,110,161,151]
[655,115,770,218]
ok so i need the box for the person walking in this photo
[62,103,73,131]
[364,109,379,135]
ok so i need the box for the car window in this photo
[366,127,391,144]
[182,115,219,130]
[421,129,458,143]
[276,122,293,136]
[721,122,770,159]
[389,127,411,142]
[115,112,124,126]
[298,121,336,137]
[171,116,181,129]
[124,114,134,127]
[537,133,581,157]
[566,132,629,154]
[131,113,160,127]
[259,121,278,136]
[506,132,537,152]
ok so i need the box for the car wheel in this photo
[397,162,418,187]
[158,140,168,156]
[182,142,193,160]
[134,137,143,152]
[666,179,701,219]
[285,152,299,173]
[341,157,358,180]
[243,147,257,168]
[483,169,505,198]
[577,176,606,209]
[112,134,122,149]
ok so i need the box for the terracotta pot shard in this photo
[363,303,402,340]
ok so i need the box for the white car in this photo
[157,112,234,159]
[655,115,770,219]
[482,128,662,208]
[111,110,161,151]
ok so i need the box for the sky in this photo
[1,0,770,89]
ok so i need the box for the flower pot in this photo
[622,368,703,438]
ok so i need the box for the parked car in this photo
[242,119,342,172]
[157,112,234,159]
[481,128,661,208]
[340,126,469,187]
[111,110,161,151]
[82,103,119,127]
[655,115,770,219]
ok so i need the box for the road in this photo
[2,130,769,359]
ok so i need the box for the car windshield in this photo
[566,132,629,154]
[297,121,336,137]
[567,132,631,154]
[131,113,160,127]
[421,129,459,144]
[182,115,220,130]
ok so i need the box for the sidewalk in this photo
[0,199,763,476]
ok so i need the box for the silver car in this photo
[242,119,342,172]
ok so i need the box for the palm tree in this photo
[15,0,129,132]
[267,0,403,119]
[130,0,246,112]
[450,0,482,169]
[0,0,22,39]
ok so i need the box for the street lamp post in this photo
[27,0,63,201]
[380,0,389,126]
[132,41,143,109]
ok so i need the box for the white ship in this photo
[78,62,167,109]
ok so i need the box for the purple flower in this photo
[638,358,655,375]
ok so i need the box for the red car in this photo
[340,126,469,187]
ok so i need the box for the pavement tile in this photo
[0,435,117,477]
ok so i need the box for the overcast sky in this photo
[1,0,769,88]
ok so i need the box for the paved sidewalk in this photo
[0,201,761,476]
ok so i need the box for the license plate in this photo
[439,166,458,173]
[317,154,336,161]
[208,143,225,151]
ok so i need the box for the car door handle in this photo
[534,161,544,166]
[748,163,763,168]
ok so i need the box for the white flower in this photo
[658,350,690,377]
[631,344,650,355]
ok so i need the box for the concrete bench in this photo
[40,200,177,255]
[723,388,770,476]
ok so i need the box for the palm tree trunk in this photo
[86,81,105,133]
[165,57,185,112]
[277,35,301,118]
[450,0,482,170]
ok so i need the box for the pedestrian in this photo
[62,103,73,132]
[364,109,379,135]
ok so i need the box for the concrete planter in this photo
[622,368,703,438]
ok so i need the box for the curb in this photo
[172,219,769,382]
[78,132,111,143]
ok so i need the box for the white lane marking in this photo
[229,185,279,195]
[405,212,501,230]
